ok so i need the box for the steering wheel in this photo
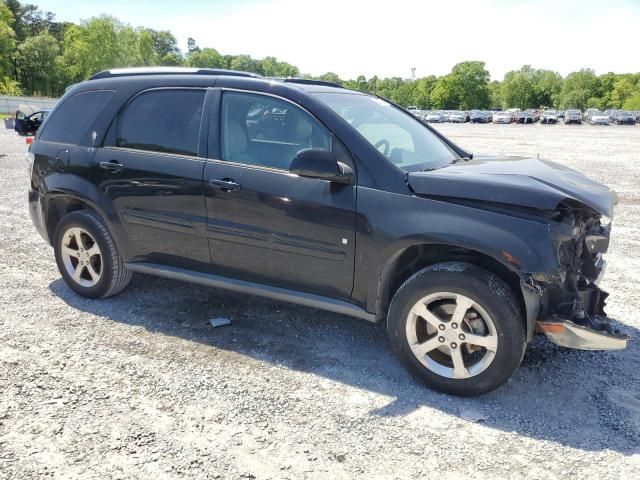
[374,139,390,156]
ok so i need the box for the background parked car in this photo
[583,108,598,122]
[469,110,487,123]
[585,110,611,125]
[14,109,50,136]
[564,109,582,124]
[541,110,559,124]
[448,110,466,123]
[516,110,535,124]
[612,111,635,125]
[424,111,445,123]
[493,111,512,124]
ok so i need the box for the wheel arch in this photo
[43,192,131,261]
[374,242,534,335]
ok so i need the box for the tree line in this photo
[2,0,640,111]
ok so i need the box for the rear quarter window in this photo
[39,90,114,144]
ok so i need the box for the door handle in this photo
[99,160,124,173]
[209,178,241,192]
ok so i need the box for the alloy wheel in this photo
[406,292,498,379]
[60,227,103,288]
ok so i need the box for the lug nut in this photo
[438,324,445,330]
[450,342,458,349]
[459,334,466,340]
[438,336,445,343]
[451,322,458,329]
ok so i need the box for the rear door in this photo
[203,89,357,300]
[93,88,211,270]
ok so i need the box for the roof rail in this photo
[89,67,262,80]
[270,77,343,88]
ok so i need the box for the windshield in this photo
[315,92,458,171]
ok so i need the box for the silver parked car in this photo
[564,109,582,124]
[493,111,512,124]
[541,110,559,124]
[424,111,445,123]
[586,111,611,125]
[448,111,466,123]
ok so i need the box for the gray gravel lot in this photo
[1,123,639,479]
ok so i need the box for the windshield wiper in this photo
[451,156,471,164]
[421,156,471,172]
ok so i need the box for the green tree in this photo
[148,29,180,61]
[586,97,603,109]
[558,69,600,110]
[187,37,199,53]
[622,92,640,110]
[0,75,21,95]
[0,2,17,78]
[501,66,536,109]
[409,76,436,108]
[448,61,490,109]
[187,47,224,68]
[318,72,342,85]
[430,75,459,109]
[532,69,562,108]
[136,28,156,66]
[260,56,298,77]
[609,77,637,109]
[488,80,503,108]
[15,32,60,96]
[230,54,263,74]
[60,16,159,84]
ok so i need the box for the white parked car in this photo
[448,111,466,123]
[587,111,611,125]
[425,112,444,123]
[493,111,512,124]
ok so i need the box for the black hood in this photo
[408,155,616,217]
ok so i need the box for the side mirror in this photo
[290,148,354,184]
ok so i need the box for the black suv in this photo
[28,68,627,396]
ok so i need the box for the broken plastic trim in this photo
[537,318,628,351]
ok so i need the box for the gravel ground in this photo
[1,123,639,479]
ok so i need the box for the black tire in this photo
[387,262,526,396]
[53,210,131,298]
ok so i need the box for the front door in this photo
[93,88,210,270]
[203,90,356,300]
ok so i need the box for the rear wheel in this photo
[387,262,526,396]
[54,210,131,298]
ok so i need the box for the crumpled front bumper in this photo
[537,317,628,350]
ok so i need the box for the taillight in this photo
[25,136,33,144]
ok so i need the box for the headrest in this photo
[283,109,313,142]
[226,120,248,154]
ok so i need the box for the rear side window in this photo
[114,89,205,157]
[40,90,114,144]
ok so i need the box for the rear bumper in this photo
[28,188,50,244]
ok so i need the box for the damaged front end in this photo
[531,201,628,350]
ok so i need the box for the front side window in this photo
[220,91,330,170]
[315,92,458,171]
[115,89,205,157]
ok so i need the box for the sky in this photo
[32,0,640,81]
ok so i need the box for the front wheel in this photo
[387,263,526,396]
[54,210,131,298]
